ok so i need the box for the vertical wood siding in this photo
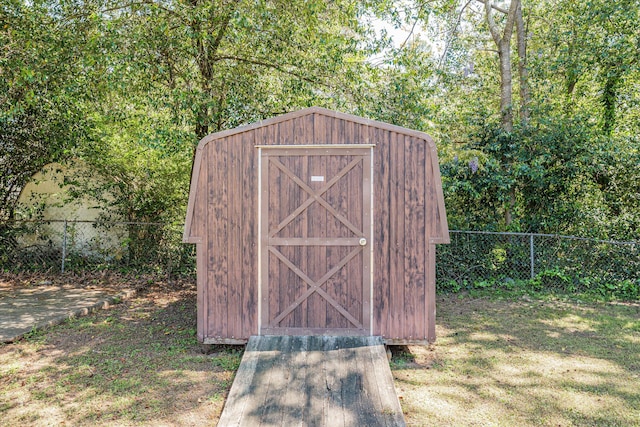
[186,109,447,342]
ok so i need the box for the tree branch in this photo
[474,0,508,14]
[485,0,518,46]
[438,0,473,69]
[484,1,502,45]
[99,0,183,19]
[213,55,324,86]
[399,2,427,50]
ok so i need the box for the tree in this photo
[97,0,376,142]
[47,0,384,226]
[0,0,97,220]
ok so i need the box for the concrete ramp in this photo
[217,336,405,427]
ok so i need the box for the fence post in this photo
[529,233,535,279]
[61,220,67,273]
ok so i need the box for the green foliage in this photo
[440,114,639,240]
[0,0,97,219]
[3,0,638,263]
[437,270,639,301]
[437,232,639,301]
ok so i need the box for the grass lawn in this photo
[393,295,640,427]
[1,275,638,426]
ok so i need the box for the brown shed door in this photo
[259,146,372,336]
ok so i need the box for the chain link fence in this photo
[436,230,639,296]
[0,220,195,276]
[1,221,638,296]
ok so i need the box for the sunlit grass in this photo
[0,285,240,426]
[393,296,640,427]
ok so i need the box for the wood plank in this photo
[343,120,359,332]
[196,149,208,341]
[395,134,406,341]
[217,336,405,427]
[191,145,209,240]
[429,137,450,242]
[269,238,362,246]
[388,133,400,341]
[228,133,243,340]
[260,327,367,336]
[256,146,374,155]
[357,336,387,426]
[323,336,345,426]
[365,337,406,426]
[413,137,427,339]
[243,335,284,423]
[258,336,292,425]
[298,155,309,328]
[373,129,390,337]
[312,112,329,145]
[279,155,297,328]
[292,116,307,146]
[330,155,349,329]
[303,336,326,425]
[403,136,419,339]
[307,156,325,330]
[362,148,372,333]
[241,131,257,338]
[426,243,436,342]
[216,336,264,427]
[260,152,271,332]
[209,140,228,338]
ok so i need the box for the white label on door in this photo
[311,176,325,182]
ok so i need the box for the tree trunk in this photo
[191,2,235,140]
[485,0,519,226]
[498,39,513,132]
[515,1,530,124]
[485,0,519,132]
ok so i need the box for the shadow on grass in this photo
[0,286,243,426]
[393,295,640,427]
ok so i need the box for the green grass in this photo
[392,295,640,426]
[0,284,240,426]
[1,279,637,426]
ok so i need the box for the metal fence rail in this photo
[1,221,638,292]
[436,230,639,292]
[0,220,195,276]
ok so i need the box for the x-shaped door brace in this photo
[267,156,365,239]
[268,246,363,329]
[266,155,366,329]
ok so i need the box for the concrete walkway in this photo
[0,285,135,343]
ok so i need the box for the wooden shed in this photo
[183,107,449,345]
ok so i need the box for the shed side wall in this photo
[372,130,433,341]
[203,134,259,341]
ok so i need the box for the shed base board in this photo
[201,337,434,346]
[202,337,248,345]
[383,338,434,346]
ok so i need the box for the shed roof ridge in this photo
[194,107,436,152]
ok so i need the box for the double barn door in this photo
[259,146,373,336]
